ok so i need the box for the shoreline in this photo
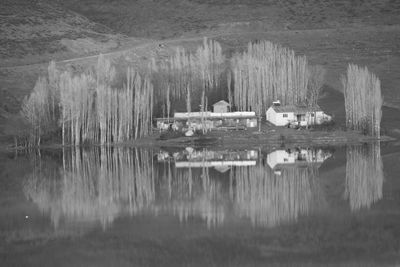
[2,128,396,152]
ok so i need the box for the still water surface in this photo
[1,143,400,266]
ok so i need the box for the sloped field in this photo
[0,0,132,66]
[56,0,400,38]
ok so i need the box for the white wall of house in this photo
[266,107,295,126]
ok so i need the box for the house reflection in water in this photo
[158,147,332,227]
[157,147,258,172]
[267,148,332,175]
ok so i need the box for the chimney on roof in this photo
[272,100,281,106]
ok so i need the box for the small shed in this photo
[266,102,331,127]
[212,100,230,113]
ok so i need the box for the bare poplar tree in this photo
[307,65,326,125]
[342,64,382,137]
[230,40,309,113]
[307,65,326,107]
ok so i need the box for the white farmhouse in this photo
[266,101,332,127]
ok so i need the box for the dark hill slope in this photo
[55,0,400,38]
[0,0,133,66]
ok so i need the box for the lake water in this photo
[1,142,400,266]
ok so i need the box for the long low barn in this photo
[156,111,258,131]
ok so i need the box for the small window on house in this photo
[311,113,315,117]
[283,114,288,118]
[284,158,288,162]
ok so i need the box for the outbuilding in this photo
[212,100,230,113]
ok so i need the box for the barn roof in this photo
[270,104,323,113]
[213,100,230,107]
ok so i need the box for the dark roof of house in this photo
[213,100,230,107]
[270,104,323,113]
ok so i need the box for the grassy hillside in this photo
[1,0,400,146]
[54,0,400,38]
[0,0,135,66]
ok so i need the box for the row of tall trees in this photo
[341,64,383,137]
[149,38,225,115]
[21,55,154,146]
[21,40,384,146]
[229,41,309,114]
[21,39,226,146]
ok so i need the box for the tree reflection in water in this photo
[23,148,155,230]
[157,162,226,227]
[231,157,325,227]
[22,145,383,230]
[344,143,383,211]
